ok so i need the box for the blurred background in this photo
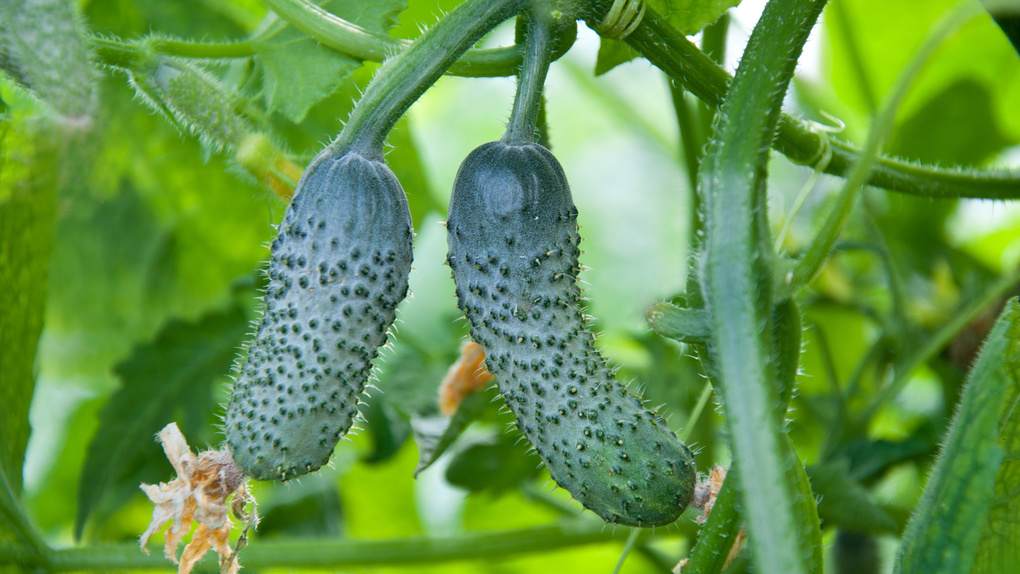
[4,0,1019,572]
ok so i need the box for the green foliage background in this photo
[2,0,1019,572]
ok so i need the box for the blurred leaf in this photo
[74,306,248,539]
[85,0,248,39]
[897,299,1020,574]
[0,117,59,495]
[258,474,344,538]
[388,0,461,39]
[445,430,542,493]
[0,0,97,120]
[807,459,897,534]
[412,391,489,477]
[594,0,739,75]
[375,214,467,417]
[787,437,823,573]
[39,77,273,401]
[648,0,741,34]
[361,394,411,464]
[256,0,407,122]
[825,0,1020,140]
[887,79,1015,166]
[839,434,935,482]
[386,117,443,229]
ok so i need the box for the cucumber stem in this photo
[262,0,536,77]
[606,3,1020,200]
[790,0,983,291]
[504,12,554,145]
[335,0,525,156]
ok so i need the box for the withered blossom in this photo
[140,423,257,574]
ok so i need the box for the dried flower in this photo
[140,423,257,574]
[439,341,495,415]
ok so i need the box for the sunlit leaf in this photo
[897,299,1020,574]
[256,0,407,122]
[594,0,740,75]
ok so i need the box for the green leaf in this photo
[896,299,1020,574]
[256,0,407,122]
[385,117,444,229]
[0,117,60,496]
[970,305,1020,573]
[360,394,411,464]
[887,78,1016,167]
[594,0,739,75]
[648,0,742,35]
[257,474,344,538]
[445,430,541,493]
[74,306,249,539]
[594,39,639,76]
[412,392,489,477]
[825,0,1020,142]
[807,459,897,534]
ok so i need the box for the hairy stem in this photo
[695,0,827,573]
[504,11,554,145]
[607,4,1020,199]
[261,0,538,77]
[790,0,985,291]
[336,0,525,155]
[2,521,651,572]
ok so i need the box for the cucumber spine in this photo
[447,141,696,526]
[225,148,413,481]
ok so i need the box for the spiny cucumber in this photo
[225,148,413,481]
[446,141,696,526]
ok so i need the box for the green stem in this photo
[681,381,714,443]
[504,11,553,145]
[260,0,394,61]
[261,0,535,77]
[790,0,983,291]
[0,466,48,562]
[611,528,641,574]
[91,37,255,66]
[695,0,827,573]
[2,522,648,572]
[683,474,740,574]
[610,5,1020,199]
[669,84,701,197]
[335,0,524,155]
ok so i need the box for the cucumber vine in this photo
[3,0,1020,573]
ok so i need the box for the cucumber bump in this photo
[225,148,413,481]
[447,141,696,526]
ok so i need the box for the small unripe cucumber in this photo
[447,141,696,526]
[226,149,413,481]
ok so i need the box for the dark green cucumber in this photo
[446,141,696,526]
[226,148,413,481]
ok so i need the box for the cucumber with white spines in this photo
[446,141,697,526]
[225,148,412,481]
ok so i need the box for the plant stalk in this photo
[609,4,1020,200]
[335,0,525,155]
[1,521,649,572]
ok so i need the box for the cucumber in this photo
[446,141,696,526]
[225,148,413,481]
